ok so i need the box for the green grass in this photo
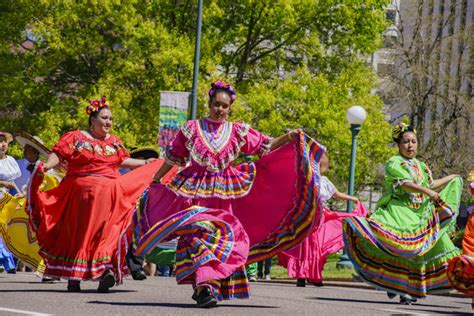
[270,253,354,280]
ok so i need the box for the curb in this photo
[257,278,471,299]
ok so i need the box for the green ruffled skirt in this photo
[145,247,176,266]
[343,177,463,297]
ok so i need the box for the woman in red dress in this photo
[27,97,162,292]
[447,170,474,308]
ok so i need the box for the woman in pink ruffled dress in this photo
[278,154,367,287]
[132,81,327,308]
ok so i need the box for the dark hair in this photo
[393,125,416,144]
[208,81,236,104]
[88,106,110,127]
[210,89,233,103]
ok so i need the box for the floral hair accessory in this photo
[468,168,474,182]
[85,96,109,115]
[392,122,416,141]
[208,81,237,104]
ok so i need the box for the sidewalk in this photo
[259,278,471,299]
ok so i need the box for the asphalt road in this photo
[0,272,472,315]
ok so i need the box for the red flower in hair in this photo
[85,96,109,115]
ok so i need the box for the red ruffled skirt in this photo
[447,212,474,295]
[27,161,162,283]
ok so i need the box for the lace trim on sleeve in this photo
[258,136,272,157]
[164,146,188,167]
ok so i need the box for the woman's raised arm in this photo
[43,152,61,172]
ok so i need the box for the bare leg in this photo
[143,261,156,276]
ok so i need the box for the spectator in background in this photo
[257,258,272,281]
[13,132,51,193]
[0,131,20,274]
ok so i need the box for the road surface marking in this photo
[0,307,52,316]
[380,308,429,315]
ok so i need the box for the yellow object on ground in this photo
[0,173,59,274]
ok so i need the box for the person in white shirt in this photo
[0,131,20,273]
[278,153,364,288]
[0,132,21,196]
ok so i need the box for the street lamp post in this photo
[336,105,367,269]
[190,0,203,120]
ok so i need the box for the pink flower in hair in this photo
[208,80,237,104]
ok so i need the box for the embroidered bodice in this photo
[164,119,271,199]
[53,130,129,178]
[383,155,434,209]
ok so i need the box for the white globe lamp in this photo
[346,106,367,125]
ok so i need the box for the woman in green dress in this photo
[343,123,462,305]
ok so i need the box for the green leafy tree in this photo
[0,0,195,149]
[156,0,390,85]
[232,64,394,188]
[0,0,394,189]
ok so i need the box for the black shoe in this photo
[399,295,413,305]
[132,269,147,281]
[42,276,60,283]
[195,287,218,308]
[312,281,324,287]
[67,280,81,292]
[387,292,397,299]
[296,278,306,287]
[97,270,115,293]
[6,269,16,274]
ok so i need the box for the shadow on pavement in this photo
[0,281,57,284]
[309,297,461,309]
[88,300,279,309]
[0,289,137,294]
[0,289,66,293]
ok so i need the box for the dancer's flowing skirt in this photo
[0,235,15,271]
[279,202,367,282]
[1,193,45,274]
[133,133,326,300]
[27,161,162,283]
[343,177,463,297]
[0,173,59,275]
[447,211,474,295]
